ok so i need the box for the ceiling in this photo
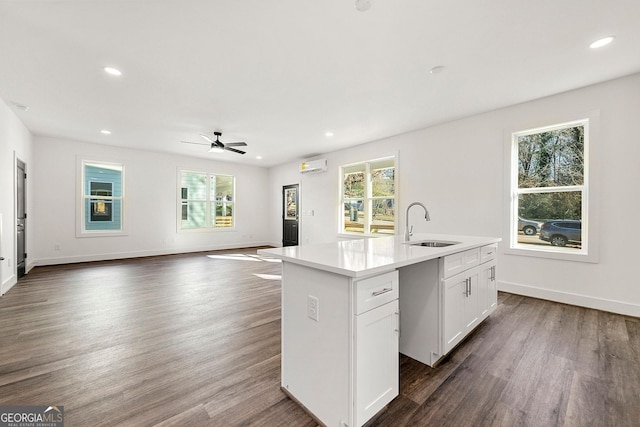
[1,1,638,167]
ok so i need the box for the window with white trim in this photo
[341,157,396,235]
[78,160,125,235]
[179,170,235,229]
[510,119,588,255]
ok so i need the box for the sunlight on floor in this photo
[206,254,281,263]
[253,273,282,281]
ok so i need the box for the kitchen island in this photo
[258,233,500,427]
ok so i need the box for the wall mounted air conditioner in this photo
[299,159,328,174]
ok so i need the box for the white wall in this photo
[268,73,640,316]
[0,99,33,294]
[32,136,271,265]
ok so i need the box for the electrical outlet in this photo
[54,243,61,251]
[307,295,319,322]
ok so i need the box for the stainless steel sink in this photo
[408,240,460,247]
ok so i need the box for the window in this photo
[341,157,396,235]
[78,160,125,235]
[510,119,589,256]
[179,170,235,230]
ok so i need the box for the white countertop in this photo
[258,233,501,278]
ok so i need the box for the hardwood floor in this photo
[1,248,638,426]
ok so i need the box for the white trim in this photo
[499,280,640,318]
[1,274,16,296]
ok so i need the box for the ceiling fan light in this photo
[208,146,224,153]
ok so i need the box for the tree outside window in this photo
[512,120,587,252]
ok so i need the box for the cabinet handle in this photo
[395,311,400,334]
[463,278,469,297]
[372,287,392,297]
[468,277,471,296]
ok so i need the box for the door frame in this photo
[16,157,27,279]
[282,183,300,247]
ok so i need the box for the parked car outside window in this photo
[539,220,582,246]
[518,217,541,236]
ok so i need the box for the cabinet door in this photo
[487,262,497,313]
[355,299,399,426]
[443,275,466,354]
[478,264,490,319]
[443,270,480,354]
[478,261,497,320]
[463,273,479,331]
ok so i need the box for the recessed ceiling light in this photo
[589,36,615,49]
[100,129,111,135]
[103,66,122,76]
[256,156,263,160]
[429,65,445,75]
[355,0,371,12]
[325,132,334,137]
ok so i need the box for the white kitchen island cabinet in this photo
[280,263,399,427]
[259,233,500,427]
[401,243,499,365]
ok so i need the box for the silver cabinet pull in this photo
[372,287,392,297]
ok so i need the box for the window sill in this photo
[505,244,598,263]
[77,230,128,238]
[337,233,391,240]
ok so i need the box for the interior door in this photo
[282,184,299,246]
[16,159,26,278]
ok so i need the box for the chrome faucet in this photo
[404,202,430,241]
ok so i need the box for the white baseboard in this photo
[499,280,640,318]
[33,241,273,267]
[1,274,16,295]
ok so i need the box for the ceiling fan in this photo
[181,131,247,154]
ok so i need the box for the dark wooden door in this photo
[16,159,26,278]
[282,184,299,246]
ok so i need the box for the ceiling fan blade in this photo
[181,140,209,146]
[225,147,246,155]
[200,134,214,143]
[225,142,247,147]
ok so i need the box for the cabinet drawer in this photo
[355,270,399,315]
[442,248,480,278]
[480,244,497,263]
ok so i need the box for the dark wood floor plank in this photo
[2,250,639,426]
